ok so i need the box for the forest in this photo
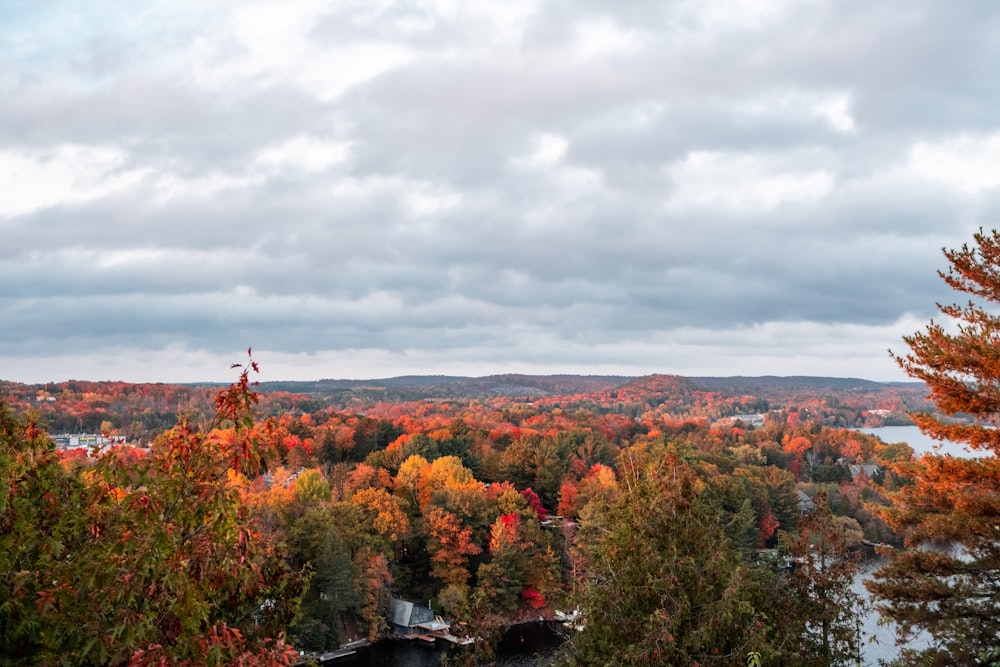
[8,228,1000,667]
[0,372,927,446]
[1,362,930,666]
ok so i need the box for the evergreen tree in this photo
[869,228,1000,664]
[562,447,778,666]
[782,493,865,666]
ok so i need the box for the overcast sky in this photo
[2,0,998,384]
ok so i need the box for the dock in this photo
[389,597,476,645]
[399,629,476,645]
[862,539,893,550]
[295,639,369,665]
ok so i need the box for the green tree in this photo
[869,228,1000,664]
[781,493,865,666]
[293,468,331,504]
[0,405,91,662]
[562,448,776,666]
[0,356,307,665]
[283,503,355,651]
[291,525,355,651]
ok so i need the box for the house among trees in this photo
[848,463,881,481]
[797,490,816,514]
[388,598,450,641]
[50,433,122,452]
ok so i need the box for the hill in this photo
[1,373,930,442]
[253,374,630,401]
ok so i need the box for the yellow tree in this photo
[352,487,410,549]
[395,454,429,511]
[418,455,475,507]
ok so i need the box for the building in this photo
[797,490,816,514]
[50,433,123,452]
[848,463,882,481]
[388,598,450,639]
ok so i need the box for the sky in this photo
[2,0,999,384]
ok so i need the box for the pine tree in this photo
[782,493,865,666]
[562,447,777,666]
[869,228,1000,664]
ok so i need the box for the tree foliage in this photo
[0,354,306,665]
[563,447,776,666]
[1,345,919,662]
[781,493,865,666]
[871,228,1000,664]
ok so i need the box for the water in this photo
[336,604,913,667]
[334,623,564,666]
[854,559,930,666]
[852,425,956,664]
[341,426,968,667]
[858,424,981,458]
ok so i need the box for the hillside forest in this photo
[1,366,933,665]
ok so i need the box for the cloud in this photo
[665,150,835,210]
[0,145,146,217]
[907,132,1000,193]
[0,0,994,382]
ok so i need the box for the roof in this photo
[797,490,816,512]
[415,620,449,632]
[389,598,435,628]
[849,463,881,479]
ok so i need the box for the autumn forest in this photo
[0,362,931,665]
[8,229,1000,666]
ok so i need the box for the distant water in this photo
[854,559,931,666]
[335,622,563,666]
[853,424,974,664]
[858,424,982,458]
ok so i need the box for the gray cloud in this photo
[0,0,995,382]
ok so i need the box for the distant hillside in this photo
[619,374,701,394]
[689,376,913,394]
[254,374,629,402]
[1,373,931,441]
[187,373,927,410]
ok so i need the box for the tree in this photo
[293,468,331,504]
[0,354,306,665]
[563,448,777,666]
[479,514,526,613]
[290,522,355,651]
[424,506,481,586]
[352,486,410,552]
[0,404,92,662]
[353,546,393,641]
[781,493,865,666]
[869,228,1000,664]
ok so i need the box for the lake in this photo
[332,622,564,666]
[337,604,908,667]
[854,558,930,666]
[339,425,969,667]
[858,424,981,458]
[852,424,960,664]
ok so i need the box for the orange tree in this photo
[869,228,1000,664]
[0,354,306,665]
